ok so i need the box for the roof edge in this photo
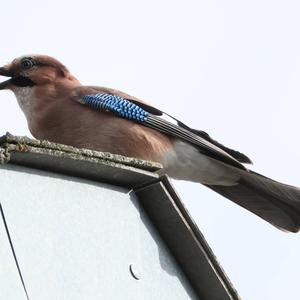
[0,133,161,188]
[0,133,162,172]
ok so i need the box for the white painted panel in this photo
[0,213,28,300]
[0,165,198,300]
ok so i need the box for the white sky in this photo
[1,1,300,299]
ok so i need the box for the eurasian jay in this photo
[1,55,300,232]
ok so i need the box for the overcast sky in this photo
[1,1,300,299]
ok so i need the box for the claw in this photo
[17,143,26,152]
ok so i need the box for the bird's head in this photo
[0,54,80,119]
[0,55,74,91]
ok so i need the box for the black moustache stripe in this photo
[11,76,35,87]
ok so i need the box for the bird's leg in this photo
[17,142,26,153]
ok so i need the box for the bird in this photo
[1,54,300,232]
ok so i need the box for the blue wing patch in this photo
[80,93,246,170]
[81,93,149,122]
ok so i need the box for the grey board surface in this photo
[136,181,235,300]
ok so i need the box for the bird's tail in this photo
[206,170,300,232]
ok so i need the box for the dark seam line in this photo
[0,202,29,300]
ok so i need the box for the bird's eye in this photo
[21,59,35,70]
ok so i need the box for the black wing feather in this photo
[177,121,252,164]
[129,100,252,165]
[130,100,252,164]
[145,115,247,170]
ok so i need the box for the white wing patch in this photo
[163,140,241,186]
[160,112,179,125]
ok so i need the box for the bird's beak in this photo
[0,67,13,90]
